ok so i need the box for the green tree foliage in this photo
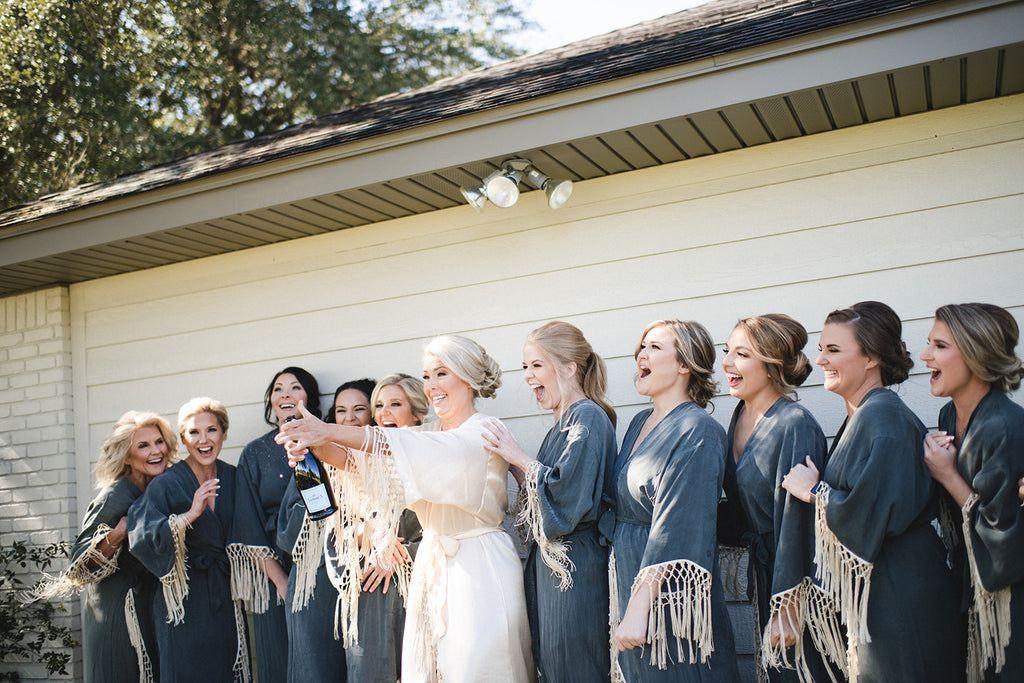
[0,0,527,210]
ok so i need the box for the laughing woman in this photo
[34,411,177,683]
[129,397,247,682]
[229,367,322,683]
[277,335,533,682]
[611,319,739,682]
[482,321,617,682]
[718,314,838,683]
[921,303,1024,683]
[782,301,965,683]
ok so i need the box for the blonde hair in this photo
[371,373,429,424]
[177,397,230,437]
[636,319,718,409]
[424,335,502,399]
[95,411,179,488]
[733,313,813,400]
[527,321,616,427]
[935,303,1023,393]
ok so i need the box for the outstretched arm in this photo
[275,401,374,468]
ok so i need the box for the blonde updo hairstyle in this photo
[526,321,617,427]
[734,313,813,400]
[177,397,230,438]
[95,411,179,488]
[935,303,1023,394]
[371,373,430,425]
[424,335,502,399]
[635,319,718,409]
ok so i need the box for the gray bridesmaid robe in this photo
[75,478,159,682]
[820,387,964,682]
[611,402,740,682]
[938,390,1024,682]
[128,460,240,682]
[231,429,291,683]
[524,399,615,682]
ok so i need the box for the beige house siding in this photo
[1,93,1021,681]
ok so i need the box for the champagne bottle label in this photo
[299,484,332,512]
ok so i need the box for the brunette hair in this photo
[733,313,813,399]
[527,321,616,426]
[177,397,230,437]
[95,411,179,488]
[424,335,502,399]
[935,303,1023,393]
[325,378,376,424]
[263,366,322,425]
[636,319,718,409]
[825,301,913,386]
[371,374,429,425]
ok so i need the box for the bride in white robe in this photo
[278,335,534,683]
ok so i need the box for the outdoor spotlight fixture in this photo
[458,158,573,211]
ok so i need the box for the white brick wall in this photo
[0,287,80,681]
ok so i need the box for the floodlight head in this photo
[485,163,525,208]
[459,184,487,212]
[526,167,573,209]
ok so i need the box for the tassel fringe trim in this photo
[761,579,845,683]
[291,512,327,612]
[232,598,252,683]
[227,544,279,614]
[25,525,120,601]
[124,587,155,683]
[812,485,872,682]
[161,514,191,625]
[608,550,626,683]
[961,494,1012,683]
[518,459,574,591]
[634,558,715,669]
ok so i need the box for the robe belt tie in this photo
[422,526,503,643]
[192,552,231,613]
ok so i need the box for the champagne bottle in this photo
[285,416,338,520]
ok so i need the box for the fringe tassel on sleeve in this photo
[161,514,191,625]
[517,459,574,590]
[290,512,327,612]
[124,587,155,683]
[961,493,1012,683]
[25,525,120,601]
[634,558,715,669]
[227,544,280,614]
[811,485,872,682]
[761,579,845,683]
[608,550,626,683]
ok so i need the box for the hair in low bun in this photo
[825,301,913,386]
[935,303,1023,393]
[734,313,812,399]
[424,335,502,399]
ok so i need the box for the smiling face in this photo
[182,411,225,468]
[921,320,977,400]
[271,372,308,423]
[125,425,170,484]
[422,352,476,426]
[374,384,419,428]
[722,326,774,403]
[635,324,689,400]
[816,322,879,403]
[522,341,564,412]
[333,389,372,426]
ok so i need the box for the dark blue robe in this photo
[819,387,965,682]
[720,398,833,683]
[938,390,1024,682]
[524,399,615,682]
[128,460,241,683]
[73,478,159,683]
[230,429,291,683]
[611,402,740,682]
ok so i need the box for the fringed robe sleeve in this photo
[127,461,249,683]
[813,387,964,683]
[939,391,1024,682]
[611,402,739,682]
